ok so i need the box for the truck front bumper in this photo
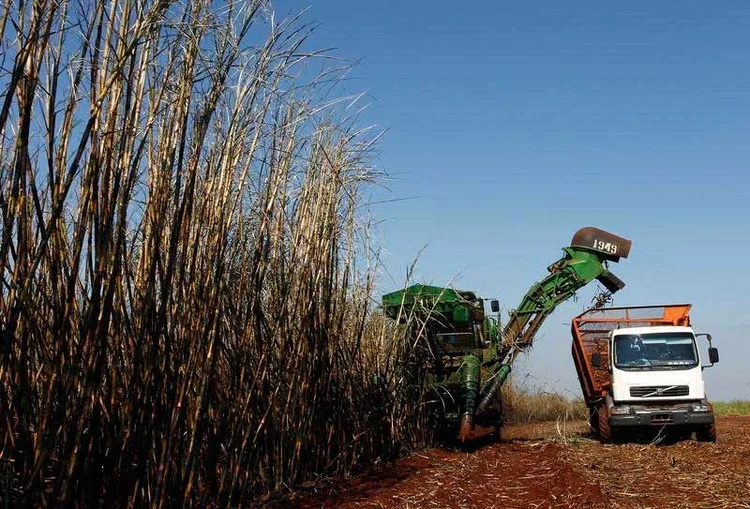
[609,403,714,428]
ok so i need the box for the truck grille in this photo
[629,385,689,398]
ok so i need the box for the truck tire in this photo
[598,405,612,444]
[667,427,692,443]
[696,420,717,443]
[589,407,600,435]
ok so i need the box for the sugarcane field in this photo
[1,1,748,507]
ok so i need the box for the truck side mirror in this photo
[591,352,602,368]
[708,347,719,364]
[490,299,500,313]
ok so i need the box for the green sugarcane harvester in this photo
[382,227,632,440]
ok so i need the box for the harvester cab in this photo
[382,227,632,441]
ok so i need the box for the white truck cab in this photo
[605,325,719,441]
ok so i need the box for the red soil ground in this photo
[284,416,750,509]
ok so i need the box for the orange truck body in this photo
[571,304,692,405]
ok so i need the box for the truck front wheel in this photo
[696,420,717,443]
[598,405,612,444]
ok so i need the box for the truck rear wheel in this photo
[589,407,600,435]
[696,420,717,442]
[598,405,612,444]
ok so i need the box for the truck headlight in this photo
[610,405,631,415]
[691,404,710,412]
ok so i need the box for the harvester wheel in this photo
[696,420,717,443]
[598,405,612,444]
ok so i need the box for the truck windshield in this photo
[614,332,698,370]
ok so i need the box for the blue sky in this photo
[288,1,750,400]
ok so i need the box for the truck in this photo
[382,227,632,440]
[571,304,720,443]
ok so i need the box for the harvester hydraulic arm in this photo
[474,227,631,419]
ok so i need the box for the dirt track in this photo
[290,416,750,508]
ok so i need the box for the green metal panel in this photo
[382,284,471,321]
